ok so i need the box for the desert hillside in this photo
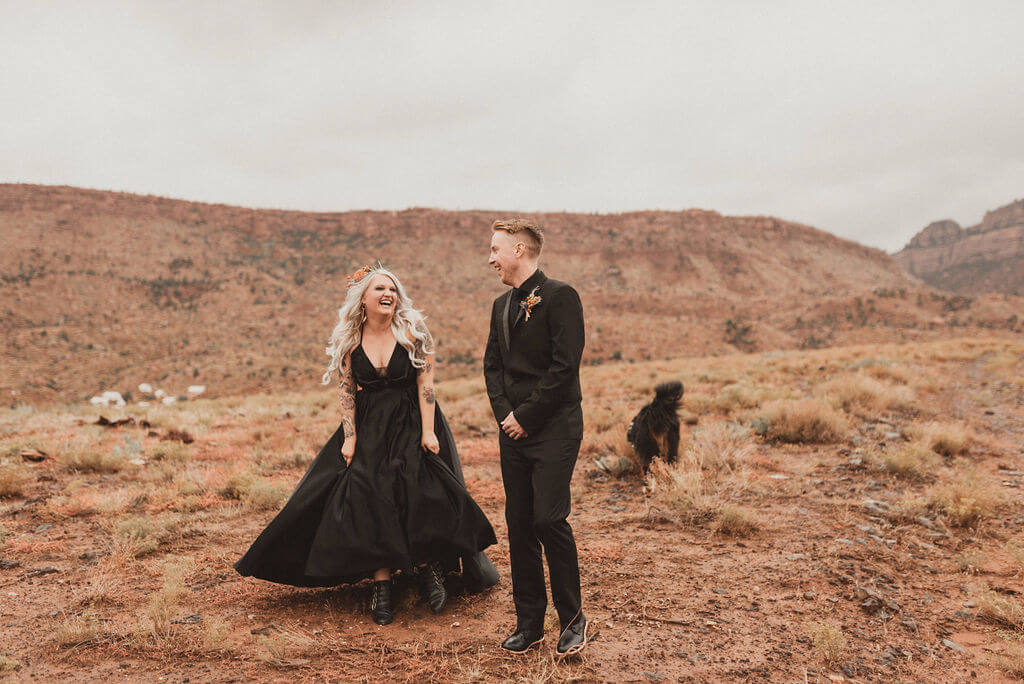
[2,184,1023,406]
[894,198,1024,295]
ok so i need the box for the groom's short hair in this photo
[492,218,544,258]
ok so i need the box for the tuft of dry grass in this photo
[201,616,233,653]
[994,642,1024,679]
[807,621,846,665]
[955,549,987,575]
[54,612,104,648]
[925,467,1004,528]
[115,516,162,557]
[147,558,192,640]
[59,447,128,473]
[713,383,766,412]
[879,443,938,479]
[647,422,755,523]
[0,463,30,498]
[0,654,22,672]
[908,421,973,458]
[715,504,762,537]
[978,590,1024,633]
[151,441,193,463]
[1006,540,1024,576]
[257,628,316,668]
[217,469,287,509]
[759,399,847,444]
[822,373,914,414]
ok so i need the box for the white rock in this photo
[138,401,150,407]
[89,396,108,406]
[138,383,153,394]
[187,385,206,396]
[154,389,166,399]
[161,396,177,405]
[100,391,125,407]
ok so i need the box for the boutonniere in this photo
[520,286,542,321]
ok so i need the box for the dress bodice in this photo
[352,341,417,392]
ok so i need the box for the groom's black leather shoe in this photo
[500,628,544,653]
[370,580,393,625]
[418,562,447,614]
[556,612,588,657]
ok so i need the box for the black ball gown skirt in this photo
[234,342,499,588]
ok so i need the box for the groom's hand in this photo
[501,412,528,440]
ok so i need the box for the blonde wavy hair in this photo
[321,267,434,384]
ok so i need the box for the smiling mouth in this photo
[379,299,393,306]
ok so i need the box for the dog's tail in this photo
[653,380,684,410]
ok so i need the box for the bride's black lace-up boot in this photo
[371,580,393,625]
[418,562,447,614]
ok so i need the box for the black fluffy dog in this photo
[627,381,683,471]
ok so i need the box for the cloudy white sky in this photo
[2,1,1022,252]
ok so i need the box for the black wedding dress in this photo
[235,341,499,588]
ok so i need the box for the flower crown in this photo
[346,260,387,287]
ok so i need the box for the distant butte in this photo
[894,198,1024,295]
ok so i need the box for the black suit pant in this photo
[500,438,582,633]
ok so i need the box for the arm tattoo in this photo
[423,358,432,375]
[422,386,435,405]
[339,354,357,437]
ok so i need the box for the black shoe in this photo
[370,580,393,625]
[500,628,544,654]
[418,562,447,614]
[556,612,588,657]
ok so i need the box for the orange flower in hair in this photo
[346,265,372,286]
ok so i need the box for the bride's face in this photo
[362,274,398,317]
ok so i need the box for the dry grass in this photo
[151,441,193,463]
[115,516,163,557]
[715,504,762,537]
[54,612,104,648]
[146,558,192,640]
[712,383,768,412]
[1006,540,1024,576]
[59,447,128,473]
[908,421,974,458]
[201,617,233,653]
[0,654,22,672]
[257,627,317,668]
[0,462,30,498]
[955,549,987,574]
[647,422,754,523]
[925,467,1004,528]
[978,590,1024,633]
[879,443,939,479]
[218,469,289,510]
[807,621,846,665]
[994,642,1024,679]
[759,399,847,444]
[822,373,914,414]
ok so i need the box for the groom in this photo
[484,218,588,656]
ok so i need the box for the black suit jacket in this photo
[483,270,585,445]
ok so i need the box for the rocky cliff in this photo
[895,199,1024,294]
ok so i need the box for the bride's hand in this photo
[421,431,440,454]
[341,438,355,465]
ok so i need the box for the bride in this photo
[235,264,498,625]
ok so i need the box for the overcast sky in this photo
[2,1,1022,252]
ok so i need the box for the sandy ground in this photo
[2,339,1023,682]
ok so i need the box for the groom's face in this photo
[488,230,521,287]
